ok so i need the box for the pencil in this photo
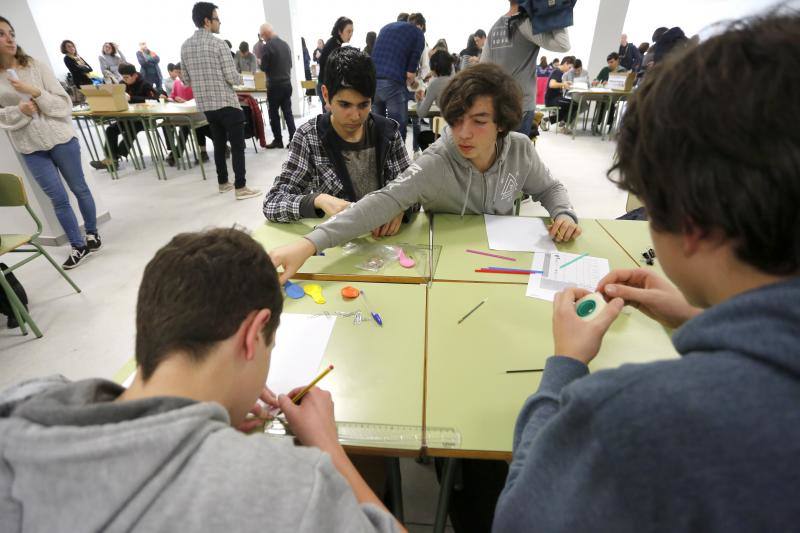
[458,298,487,324]
[506,368,545,373]
[291,364,334,404]
[559,252,588,269]
[466,249,517,261]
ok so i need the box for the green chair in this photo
[0,173,81,337]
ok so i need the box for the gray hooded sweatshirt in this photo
[493,276,800,532]
[0,378,397,533]
[305,128,577,252]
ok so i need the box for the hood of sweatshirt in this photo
[673,276,800,376]
[0,378,231,531]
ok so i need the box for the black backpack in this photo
[0,263,29,329]
[519,0,577,34]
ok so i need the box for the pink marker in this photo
[466,249,517,262]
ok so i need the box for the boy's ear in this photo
[242,309,272,361]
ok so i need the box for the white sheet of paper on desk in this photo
[525,252,610,302]
[484,214,557,252]
[266,313,336,395]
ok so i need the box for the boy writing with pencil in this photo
[0,229,401,533]
[269,63,581,283]
[493,13,800,532]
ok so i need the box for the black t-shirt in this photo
[544,69,564,106]
[331,117,378,199]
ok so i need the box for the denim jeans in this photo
[516,109,536,137]
[204,106,247,188]
[22,137,97,248]
[267,82,297,143]
[373,79,409,142]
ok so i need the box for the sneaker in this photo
[265,140,284,149]
[219,183,234,193]
[166,152,176,167]
[90,158,115,170]
[235,186,261,200]
[86,232,102,252]
[62,246,90,270]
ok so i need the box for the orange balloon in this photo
[341,286,360,299]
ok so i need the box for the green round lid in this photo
[576,299,597,317]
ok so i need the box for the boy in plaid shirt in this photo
[263,47,410,237]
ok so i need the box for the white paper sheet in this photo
[484,214,558,253]
[266,313,336,395]
[526,252,610,302]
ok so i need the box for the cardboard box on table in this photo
[80,84,129,112]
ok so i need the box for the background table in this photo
[597,218,665,276]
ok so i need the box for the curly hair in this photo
[609,11,800,275]
[439,63,522,138]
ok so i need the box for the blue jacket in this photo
[494,276,800,532]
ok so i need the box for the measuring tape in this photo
[265,420,461,449]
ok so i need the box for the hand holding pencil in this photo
[278,384,341,453]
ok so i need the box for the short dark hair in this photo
[562,56,575,65]
[168,62,181,72]
[136,229,283,381]
[610,12,800,276]
[324,46,376,100]
[60,39,75,54]
[239,41,249,53]
[397,13,409,22]
[574,58,582,69]
[440,63,521,138]
[191,2,218,29]
[638,42,650,55]
[118,62,137,76]
[652,26,669,42]
[331,16,353,39]
[474,29,486,39]
[607,52,620,61]
[408,13,426,32]
[430,50,454,77]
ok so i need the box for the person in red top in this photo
[167,62,211,164]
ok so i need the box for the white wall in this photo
[623,0,785,45]
[25,0,264,82]
[294,1,601,67]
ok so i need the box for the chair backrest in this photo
[432,116,445,137]
[0,173,28,207]
[626,193,643,212]
[536,76,549,105]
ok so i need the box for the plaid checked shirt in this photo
[372,22,425,82]
[180,29,242,113]
[263,115,410,222]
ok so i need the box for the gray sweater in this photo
[481,17,570,111]
[0,377,397,533]
[493,276,800,532]
[416,75,450,118]
[305,127,576,252]
[98,51,127,83]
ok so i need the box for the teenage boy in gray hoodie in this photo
[0,229,401,533]
[493,13,800,532]
[270,63,580,283]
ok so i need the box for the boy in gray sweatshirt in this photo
[493,13,800,532]
[270,63,580,283]
[0,229,400,533]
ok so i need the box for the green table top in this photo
[281,280,426,452]
[596,219,665,277]
[425,281,678,457]
[252,212,432,283]
[431,215,638,284]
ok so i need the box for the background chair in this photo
[0,173,81,338]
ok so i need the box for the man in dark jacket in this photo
[618,33,642,71]
[91,62,159,168]
[493,12,800,532]
[263,46,410,236]
[259,22,296,149]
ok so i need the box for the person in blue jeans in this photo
[370,13,425,142]
[0,15,101,270]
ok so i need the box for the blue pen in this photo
[360,290,383,326]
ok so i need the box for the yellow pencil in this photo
[291,364,334,404]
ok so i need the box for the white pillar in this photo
[586,0,630,78]
[0,0,110,246]
[261,0,303,117]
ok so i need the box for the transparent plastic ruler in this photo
[265,420,461,450]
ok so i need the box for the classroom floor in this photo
[0,107,623,531]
